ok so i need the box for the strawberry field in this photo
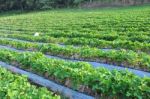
[0,5,150,99]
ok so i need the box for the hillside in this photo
[0,5,150,99]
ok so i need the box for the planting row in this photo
[0,48,150,98]
[0,7,149,35]
[0,38,150,71]
[1,26,150,36]
[0,20,149,34]
[1,44,150,78]
[1,33,150,53]
[0,67,60,99]
[1,23,150,42]
[1,44,150,77]
[1,29,150,43]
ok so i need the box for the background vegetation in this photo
[0,0,150,11]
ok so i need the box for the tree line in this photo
[0,0,150,11]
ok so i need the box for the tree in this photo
[0,0,150,11]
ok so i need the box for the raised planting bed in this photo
[0,62,94,99]
[0,66,60,99]
[0,48,149,98]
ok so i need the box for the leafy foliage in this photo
[0,67,60,99]
[0,5,150,98]
[0,49,150,98]
[0,38,150,71]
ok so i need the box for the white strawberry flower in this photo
[34,32,40,36]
